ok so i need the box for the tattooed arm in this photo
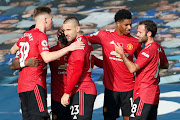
[10,57,41,70]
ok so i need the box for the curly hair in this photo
[114,9,132,22]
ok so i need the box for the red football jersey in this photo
[16,28,49,93]
[49,42,70,102]
[87,29,142,92]
[134,42,168,104]
[65,36,97,95]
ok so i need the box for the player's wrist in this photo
[20,61,25,68]
[121,53,126,58]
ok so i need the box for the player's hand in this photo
[25,57,41,67]
[68,41,85,51]
[114,42,124,56]
[61,93,70,107]
[57,27,64,37]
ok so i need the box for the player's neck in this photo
[35,24,46,33]
[116,29,129,36]
[145,37,155,46]
[76,32,83,39]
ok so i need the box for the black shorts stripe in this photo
[79,90,84,116]
[70,91,96,120]
[19,84,49,119]
[103,88,133,118]
[130,97,158,120]
[136,99,144,116]
[34,85,45,112]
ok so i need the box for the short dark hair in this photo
[33,6,51,19]
[114,9,132,22]
[139,20,157,37]
[63,16,80,26]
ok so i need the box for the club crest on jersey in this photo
[41,40,48,46]
[127,43,133,50]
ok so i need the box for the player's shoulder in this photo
[144,42,160,52]
[103,29,116,35]
[76,36,91,49]
[76,36,88,43]
[154,42,162,48]
[152,42,164,52]
[31,28,47,37]
[105,29,115,33]
[90,29,115,36]
[147,42,160,48]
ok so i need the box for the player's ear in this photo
[45,17,48,23]
[147,31,152,37]
[76,26,80,33]
[116,21,121,27]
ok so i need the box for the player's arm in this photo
[92,55,103,68]
[61,59,84,107]
[10,43,19,54]
[10,57,41,70]
[61,41,86,107]
[65,59,84,94]
[161,63,169,69]
[160,47,169,69]
[115,42,141,73]
[40,41,84,63]
[85,31,103,44]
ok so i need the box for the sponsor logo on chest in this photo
[109,40,130,61]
